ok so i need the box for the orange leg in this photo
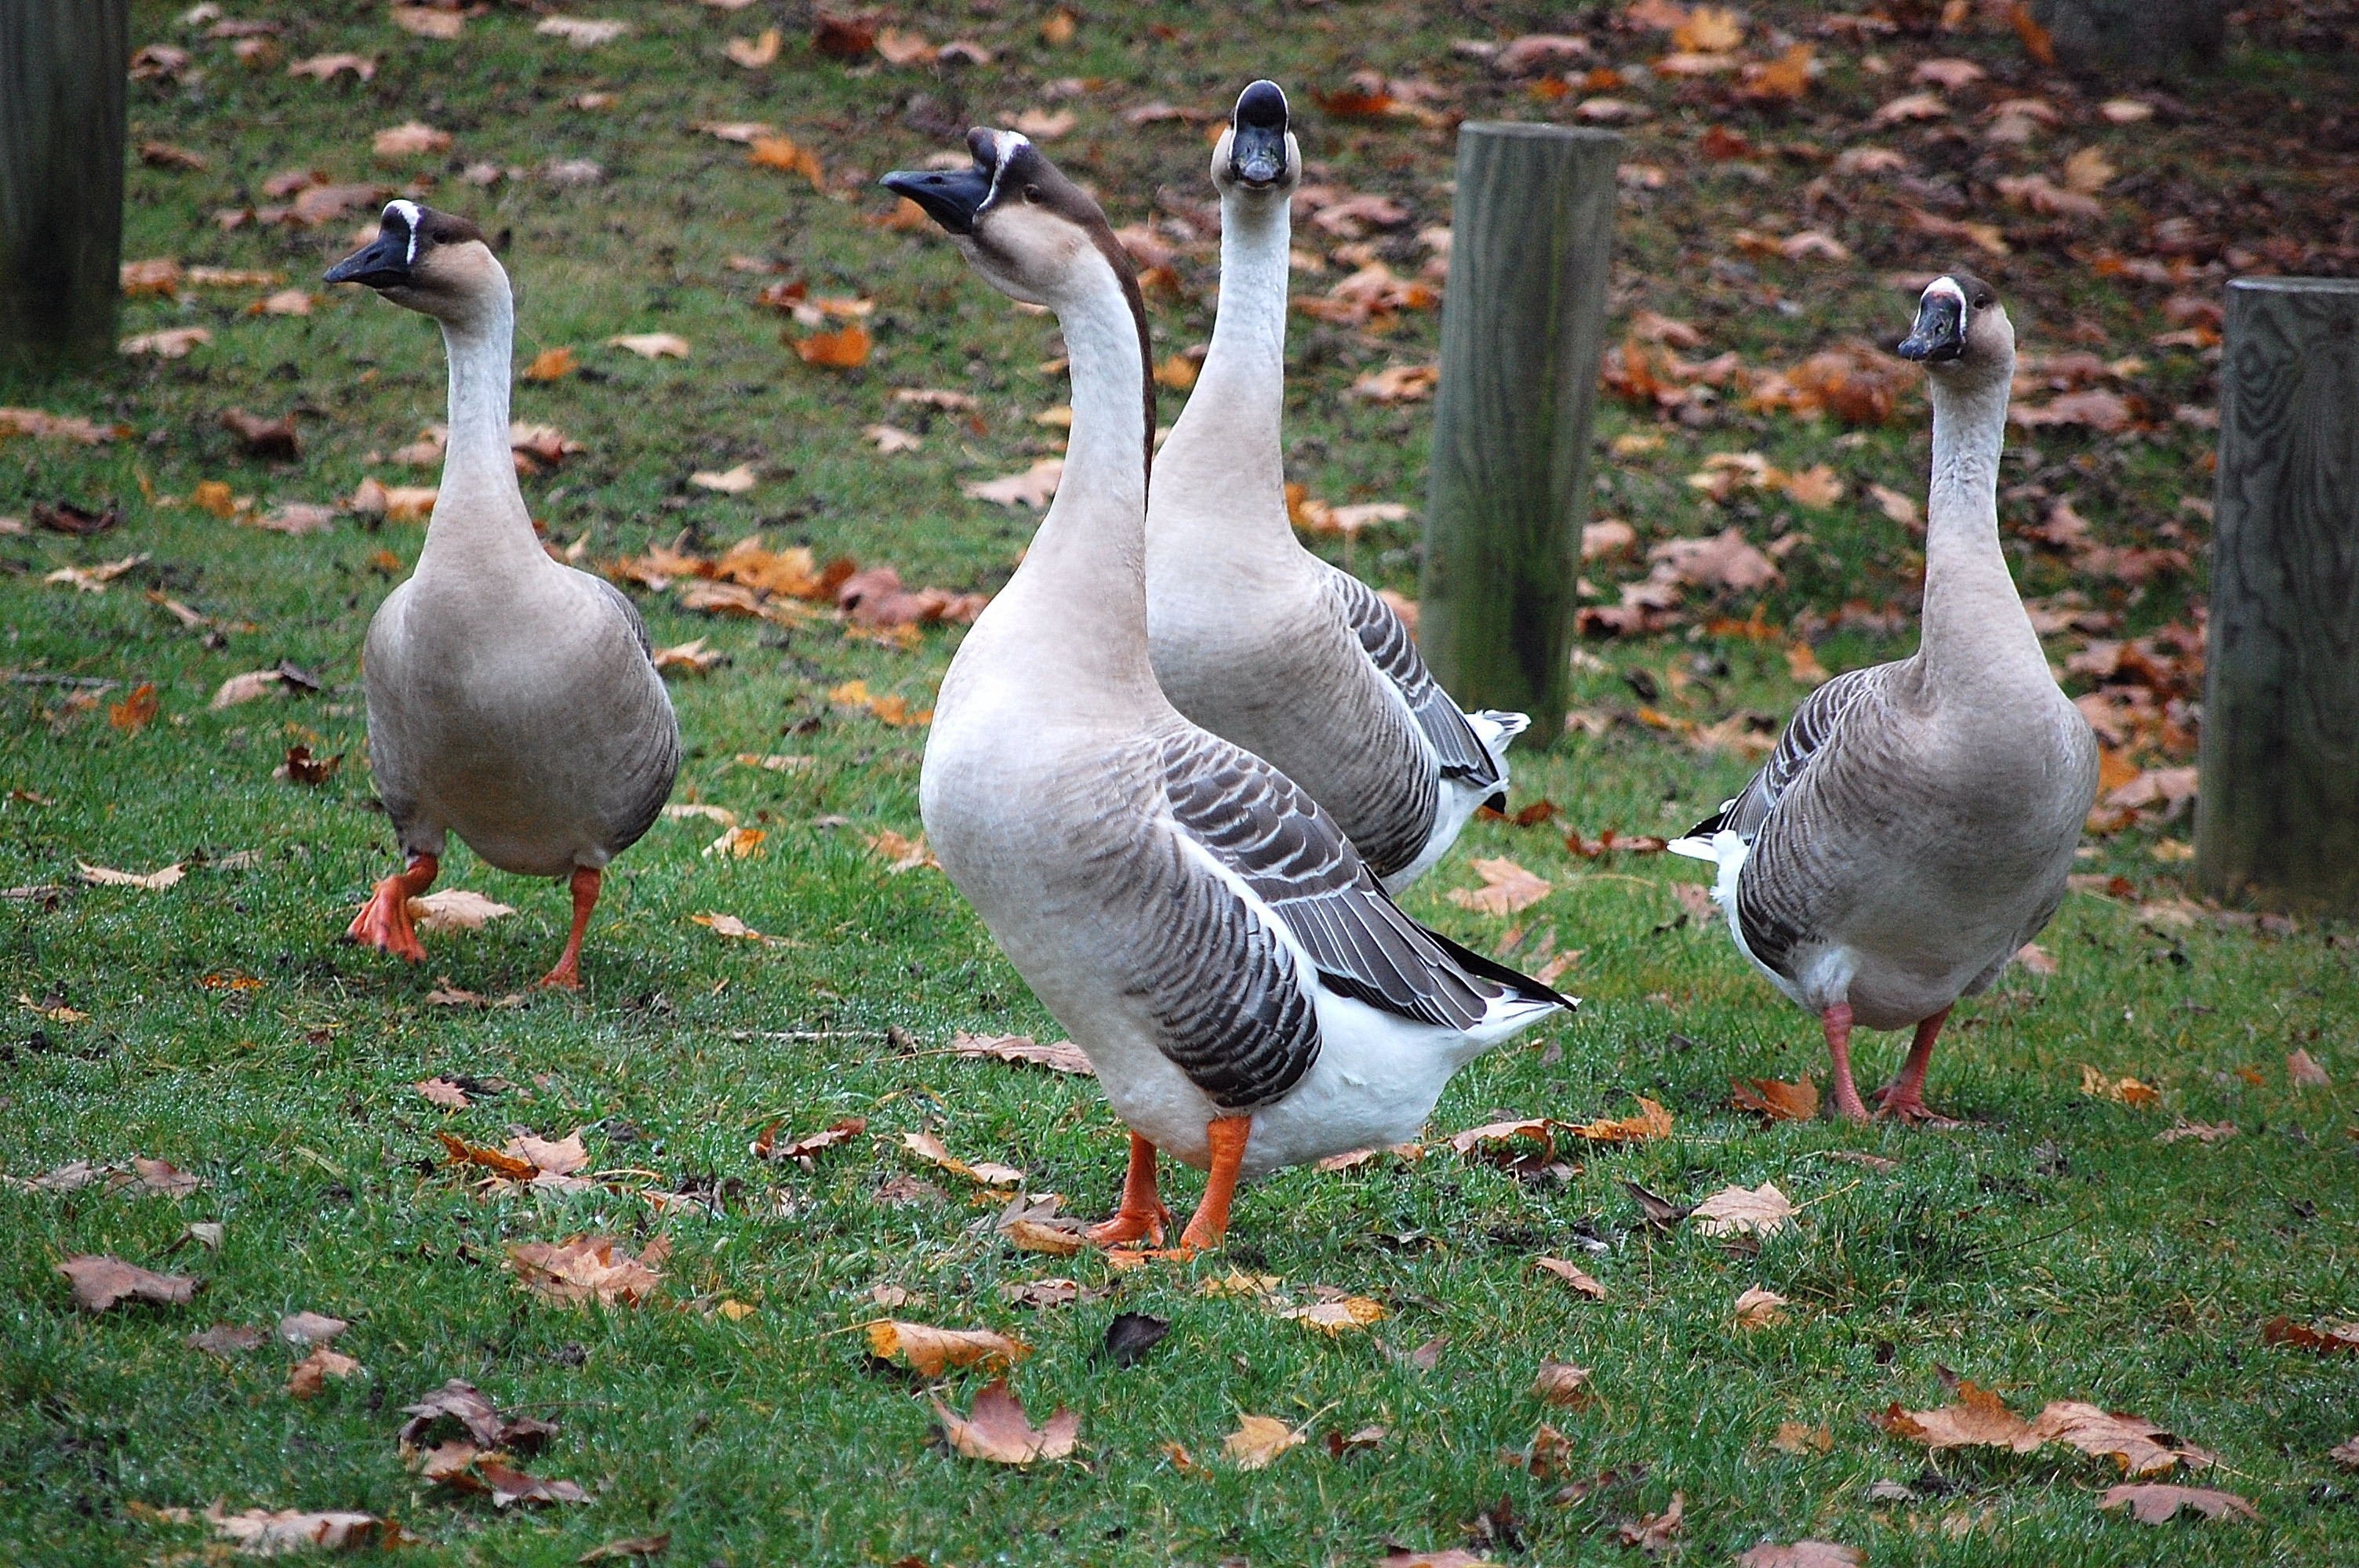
[1085,1132,1172,1247]
[538,866,601,990]
[1874,1007,1956,1124]
[347,852,438,962]
[1822,1001,1871,1122]
[1177,1116,1254,1254]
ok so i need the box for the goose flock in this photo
[325,82,2097,1247]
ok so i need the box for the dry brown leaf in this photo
[59,1254,197,1311]
[964,458,1063,507]
[1532,1360,1594,1406]
[1772,1422,1834,1457]
[2289,1048,2331,1087]
[1616,1490,1685,1554]
[373,121,450,158]
[536,16,629,46]
[1692,1182,1796,1238]
[408,888,514,933]
[2080,1065,2161,1109]
[950,1032,1095,1075]
[287,1344,362,1397]
[78,861,184,891]
[932,1378,1078,1464]
[1535,1257,1606,1298]
[1567,1097,1674,1145]
[1278,1296,1387,1333]
[522,347,576,382]
[506,1235,667,1308]
[391,5,463,38]
[108,681,158,732]
[187,1323,269,1356]
[1731,1076,1818,1121]
[866,829,940,873]
[606,332,689,360]
[725,27,781,67]
[278,1310,348,1345]
[2030,1402,2215,1476]
[867,1319,1030,1376]
[1734,1286,1789,1327]
[2098,1484,2257,1525]
[1736,1544,1863,1568]
[792,324,871,368]
[2263,1317,2359,1356]
[287,52,376,82]
[205,1504,394,1554]
[1224,1413,1304,1470]
[703,826,766,859]
[1448,857,1552,916]
[748,136,825,187]
[900,1131,1023,1189]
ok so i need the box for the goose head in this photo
[1212,79,1299,197]
[880,129,1137,313]
[1897,272,2011,378]
[325,200,502,323]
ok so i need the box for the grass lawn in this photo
[5,2,2357,1563]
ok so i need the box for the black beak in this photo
[881,136,997,237]
[1898,289,1968,362]
[324,227,410,289]
[1229,79,1289,187]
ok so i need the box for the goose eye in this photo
[1022,184,1043,204]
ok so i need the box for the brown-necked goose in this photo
[326,202,680,989]
[1669,274,2098,1122]
[1144,82,1525,892]
[882,132,1571,1250]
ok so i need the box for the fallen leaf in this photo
[964,458,1063,507]
[1731,1076,1818,1121]
[932,1378,1078,1464]
[703,826,766,858]
[2157,1120,2237,1145]
[1616,1490,1685,1554]
[59,1254,197,1311]
[278,1310,348,1345]
[1278,1296,1388,1333]
[864,423,921,452]
[1736,1545,1863,1568]
[408,889,515,933]
[506,1235,667,1307]
[2262,1317,2359,1356]
[523,347,576,381]
[867,1319,1030,1377]
[275,745,340,786]
[1691,1182,1796,1238]
[78,861,184,891]
[536,16,629,47]
[866,829,940,873]
[900,1131,1023,1189]
[606,332,689,360]
[2097,1483,2257,1525]
[810,12,878,56]
[1569,1098,1674,1145]
[0,406,125,443]
[286,53,375,82]
[579,1535,671,1563]
[689,463,757,494]
[120,326,211,358]
[1535,1258,1606,1297]
[748,136,825,187]
[950,1032,1095,1075]
[399,1377,558,1451]
[1734,1286,1788,1327]
[725,27,781,67]
[107,681,159,733]
[1772,1422,1834,1457]
[373,120,450,158]
[1102,1312,1169,1367]
[1532,1360,1594,1406]
[793,324,871,369]
[205,1505,394,1554]
[1448,857,1552,916]
[2332,1436,2359,1469]
[1224,1413,1304,1470]
[287,1344,362,1397]
[2290,1048,2330,1087]
[390,5,463,38]
[2080,1065,2161,1109]
[187,1323,269,1356]
[211,670,284,708]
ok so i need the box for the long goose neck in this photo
[1918,361,2044,691]
[1152,187,1290,534]
[416,266,545,582]
[1000,253,1161,706]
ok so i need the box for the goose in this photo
[1143,81,1525,892]
[325,201,681,989]
[881,131,1572,1250]
[1668,274,2097,1123]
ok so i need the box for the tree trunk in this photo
[1418,122,1619,744]
[2196,278,2359,916]
[2031,0,2226,80]
[0,0,131,379]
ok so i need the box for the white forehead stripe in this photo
[978,131,1033,215]
[385,198,423,265]
[1925,275,1965,305]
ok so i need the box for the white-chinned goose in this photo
[1669,274,2097,1122]
[1143,81,1525,892]
[882,132,1572,1250]
[326,202,680,989]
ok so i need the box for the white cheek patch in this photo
[384,198,423,264]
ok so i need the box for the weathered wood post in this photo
[0,0,132,378]
[2196,278,2359,916]
[1419,122,1619,742]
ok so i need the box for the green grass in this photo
[5,2,2357,1563]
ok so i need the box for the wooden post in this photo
[1418,122,1619,742]
[0,0,131,379]
[2196,278,2359,916]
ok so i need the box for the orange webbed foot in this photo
[1085,1204,1171,1249]
[347,855,436,961]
